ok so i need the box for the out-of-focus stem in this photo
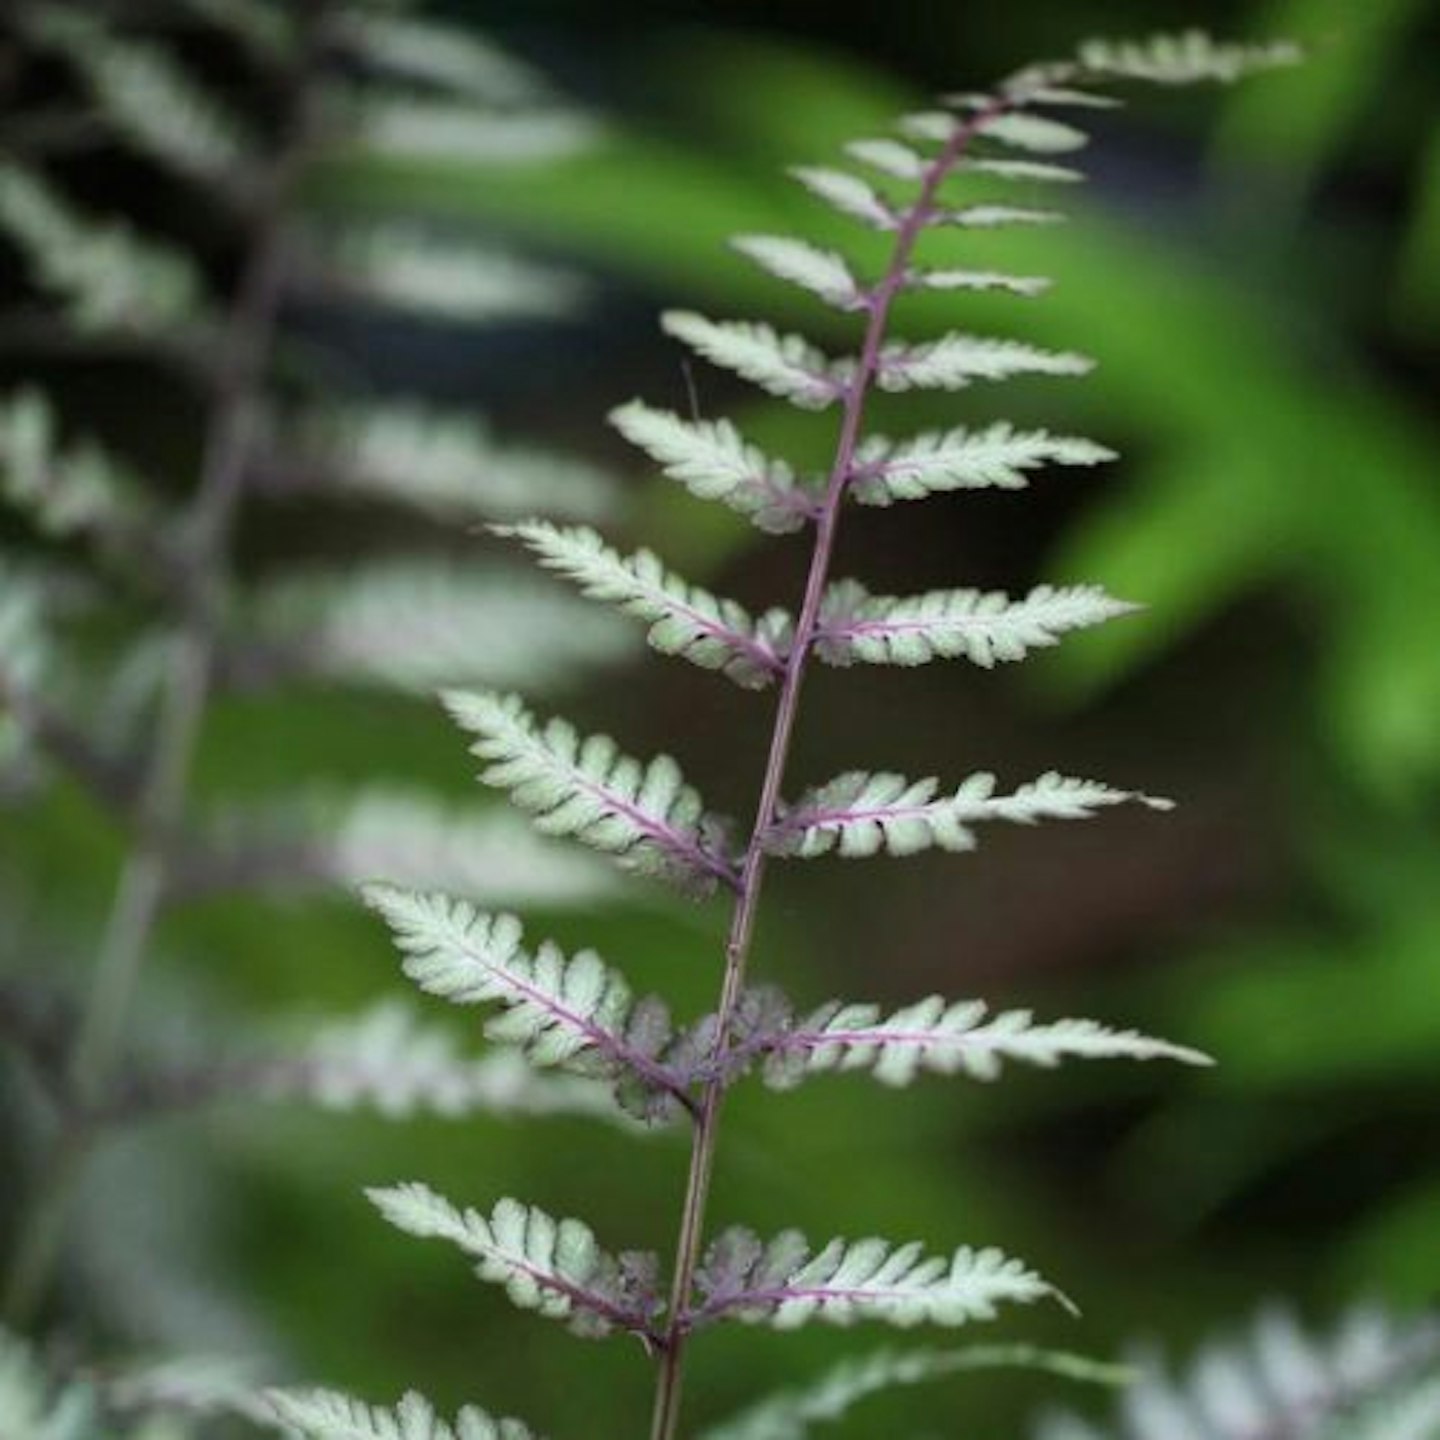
[0,8,326,1328]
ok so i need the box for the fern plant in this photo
[0,0,630,1343]
[258,29,1301,1440]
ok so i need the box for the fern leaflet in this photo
[498,521,790,688]
[277,398,618,522]
[443,690,738,893]
[365,885,692,1117]
[243,560,629,695]
[933,204,1066,229]
[788,166,897,230]
[815,579,1134,668]
[368,1182,658,1339]
[731,236,864,310]
[609,402,818,533]
[904,267,1052,297]
[693,1227,1057,1331]
[1038,1305,1440,1440]
[768,770,1171,859]
[661,312,844,410]
[0,388,145,541]
[702,1343,1127,1440]
[23,8,253,183]
[256,1000,626,1122]
[876,334,1092,392]
[1071,32,1303,86]
[759,996,1209,1089]
[320,224,585,324]
[850,422,1115,503]
[0,164,202,331]
[265,1388,541,1440]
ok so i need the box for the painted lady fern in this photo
[263,29,1300,1440]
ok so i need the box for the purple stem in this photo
[647,96,1014,1440]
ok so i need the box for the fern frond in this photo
[815,579,1135,668]
[498,521,790,688]
[443,690,738,893]
[694,1227,1057,1331]
[850,423,1115,504]
[731,236,864,311]
[1071,32,1304,86]
[368,1182,659,1338]
[661,312,844,410]
[0,165,202,330]
[264,1387,540,1440]
[609,402,818,533]
[320,225,585,324]
[243,561,630,695]
[767,770,1171,859]
[876,334,1092,392]
[363,886,691,1116]
[276,399,618,522]
[1037,1305,1440,1440]
[22,8,253,183]
[0,388,146,541]
[331,11,552,106]
[256,1000,627,1122]
[760,996,1209,1089]
[788,167,896,230]
[702,1344,1127,1440]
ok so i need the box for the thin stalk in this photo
[1,13,324,1327]
[648,100,1011,1440]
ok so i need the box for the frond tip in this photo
[767,770,1171,860]
[496,521,790,688]
[443,690,738,894]
[694,1228,1059,1331]
[264,1387,541,1440]
[760,997,1211,1089]
[368,1182,659,1339]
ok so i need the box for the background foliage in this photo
[2,0,1438,1436]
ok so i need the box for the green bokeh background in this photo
[4,0,1440,1435]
